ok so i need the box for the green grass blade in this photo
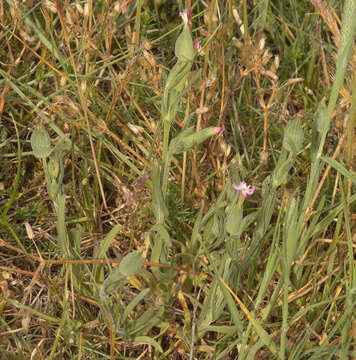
[120,288,150,324]
[93,224,122,283]
[321,156,356,184]
[219,277,279,358]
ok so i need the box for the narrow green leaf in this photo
[131,336,163,353]
[191,201,204,249]
[56,194,69,256]
[217,278,243,334]
[23,12,66,65]
[100,268,125,319]
[93,224,122,283]
[0,295,60,324]
[96,224,122,259]
[126,308,163,336]
[120,288,150,324]
[321,156,356,184]
[218,279,279,357]
[103,137,142,176]
[0,349,25,360]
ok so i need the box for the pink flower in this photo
[194,40,201,51]
[232,181,255,197]
[179,9,188,25]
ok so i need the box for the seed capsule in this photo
[48,155,60,179]
[175,10,194,62]
[30,127,52,159]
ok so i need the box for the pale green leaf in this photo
[119,252,143,277]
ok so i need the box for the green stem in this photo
[48,271,69,360]
[2,116,21,217]
[302,0,356,216]
[347,74,356,169]
[57,193,69,257]
[0,217,35,269]
[280,272,290,360]
[161,120,171,198]
[0,294,60,323]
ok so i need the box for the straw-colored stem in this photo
[134,0,142,51]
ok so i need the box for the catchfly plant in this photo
[232,181,255,197]
[160,8,221,198]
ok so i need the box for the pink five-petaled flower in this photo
[232,181,255,197]
[194,40,201,51]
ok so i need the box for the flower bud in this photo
[169,126,221,155]
[282,119,304,155]
[194,40,201,51]
[175,9,194,62]
[272,151,294,188]
[151,161,168,224]
[48,155,60,179]
[30,127,52,159]
[225,203,243,236]
[282,196,300,269]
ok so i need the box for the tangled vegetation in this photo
[0,0,355,359]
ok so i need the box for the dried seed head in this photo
[220,141,231,157]
[24,222,34,240]
[65,10,73,26]
[232,37,243,49]
[43,0,57,13]
[142,38,152,51]
[143,51,156,67]
[232,8,242,25]
[76,4,84,14]
[60,76,67,87]
[127,123,144,135]
[262,49,272,66]
[84,3,90,17]
[259,36,266,51]
[260,150,268,164]
[113,2,122,14]
[80,81,87,93]
[273,55,280,72]
[203,12,218,25]
[196,106,209,115]
[263,70,278,81]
